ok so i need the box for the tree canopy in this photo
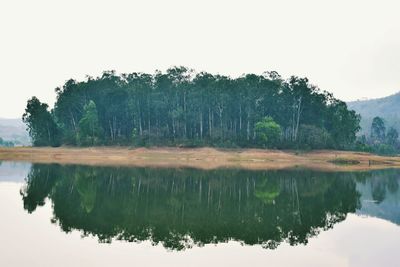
[255,116,282,147]
[23,67,361,149]
[77,100,102,145]
[371,116,386,142]
[357,116,400,155]
[22,96,60,147]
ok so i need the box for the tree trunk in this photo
[138,102,143,136]
[70,110,77,134]
[246,111,250,141]
[172,117,176,138]
[292,104,296,141]
[219,106,223,139]
[294,96,302,141]
[208,107,212,138]
[109,119,114,141]
[239,104,242,131]
[184,92,187,138]
[47,123,51,143]
[199,112,203,139]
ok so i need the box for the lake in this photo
[1,161,400,267]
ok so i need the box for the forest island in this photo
[1,67,398,170]
[22,67,362,149]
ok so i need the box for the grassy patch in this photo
[329,158,360,165]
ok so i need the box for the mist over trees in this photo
[23,67,361,149]
[0,137,14,147]
[0,118,30,146]
[356,116,400,154]
[348,92,400,137]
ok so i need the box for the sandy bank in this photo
[1,147,400,171]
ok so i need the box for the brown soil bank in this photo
[1,147,400,171]
[0,147,400,171]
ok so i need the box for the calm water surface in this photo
[1,161,400,266]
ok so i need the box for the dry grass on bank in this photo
[1,146,400,171]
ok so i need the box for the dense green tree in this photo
[255,116,282,147]
[78,100,102,145]
[22,97,60,146]
[326,100,361,148]
[24,67,361,149]
[298,125,331,149]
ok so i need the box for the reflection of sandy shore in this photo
[1,147,400,171]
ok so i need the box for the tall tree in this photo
[78,100,102,145]
[22,97,60,146]
[386,127,399,146]
[371,116,386,142]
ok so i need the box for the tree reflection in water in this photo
[20,164,399,250]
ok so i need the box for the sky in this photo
[0,0,399,118]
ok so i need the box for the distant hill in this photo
[347,92,400,136]
[0,118,30,146]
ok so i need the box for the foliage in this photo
[326,100,361,149]
[0,137,15,147]
[371,116,386,142]
[22,97,61,147]
[298,125,331,149]
[386,127,399,146]
[374,143,397,156]
[254,116,282,147]
[329,158,360,165]
[24,67,361,149]
[77,100,102,146]
[356,117,400,155]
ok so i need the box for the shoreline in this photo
[1,147,400,171]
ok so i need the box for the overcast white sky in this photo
[0,0,399,118]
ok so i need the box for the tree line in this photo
[0,137,14,147]
[356,116,400,155]
[23,67,361,149]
